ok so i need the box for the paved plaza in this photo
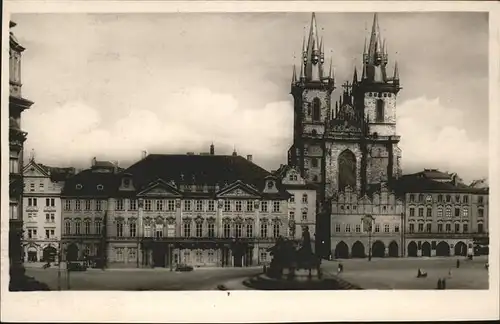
[25,266,262,291]
[322,256,489,289]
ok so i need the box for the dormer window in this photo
[76,184,83,190]
[267,181,274,189]
[123,179,130,187]
[97,184,104,191]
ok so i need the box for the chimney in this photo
[210,143,215,155]
[91,157,97,167]
[141,150,147,160]
[247,155,253,162]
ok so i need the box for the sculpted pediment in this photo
[217,181,261,198]
[138,179,182,197]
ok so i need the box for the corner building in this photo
[288,13,402,257]
[396,170,489,257]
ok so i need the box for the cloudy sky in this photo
[12,12,488,183]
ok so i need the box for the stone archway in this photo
[436,241,450,257]
[66,243,79,261]
[27,246,38,262]
[43,245,57,262]
[351,241,365,258]
[454,241,467,256]
[421,241,431,257]
[335,241,349,259]
[388,241,399,257]
[372,240,385,258]
[407,241,417,257]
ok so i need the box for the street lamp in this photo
[362,214,374,261]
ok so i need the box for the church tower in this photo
[352,13,402,186]
[288,13,335,185]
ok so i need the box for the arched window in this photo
[311,158,318,168]
[338,149,356,191]
[376,99,384,122]
[312,98,321,121]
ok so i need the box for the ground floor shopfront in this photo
[23,241,60,263]
[105,238,275,268]
[331,235,403,259]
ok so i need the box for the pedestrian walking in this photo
[456,259,460,268]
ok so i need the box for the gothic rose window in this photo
[338,149,356,191]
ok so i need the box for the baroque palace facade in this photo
[60,148,317,268]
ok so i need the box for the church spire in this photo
[353,66,358,84]
[292,64,297,84]
[367,13,382,64]
[393,61,399,81]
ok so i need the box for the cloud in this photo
[23,87,293,169]
[397,97,488,183]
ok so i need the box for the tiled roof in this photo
[405,169,452,180]
[122,154,288,197]
[61,169,118,197]
[39,164,77,182]
[394,175,488,194]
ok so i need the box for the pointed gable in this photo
[137,179,182,197]
[23,160,50,178]
[217,180,261,199]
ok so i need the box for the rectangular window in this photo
[235,223,242,238]
[289,211,295,220]
[30,183,35,192]
[438,195,443,202]
[45,214,50,222]
[438,224,443,233]
[454,208,460,217]
[426,208,432,218]
[167,200,175,211]
[156,199,164,211]
[196,200,203,211]
[478,223,484,233]
[261,201,268,212]
[95,221,102,235]
[426,223,431,233]
[463,224,468,233]
[409,224,414,233]
[196,250,203,263]
[335,224,340,232]
[246,224,253,237]
[145,199,152,211]
[208,200,215,212]
[345,224,351,233]
[446,207,452,218]
[50,229,55,236]
[384,224,390,233]
[156,228,163,239]
[85,221,91,235]
[224,223,231,238]
[51,214,55,222]
[302,211,307,221]
[409,208,415,217]
[246,201,253,212]
[116,249,123,262]
[196,222,203,237]
[478,196,484,204]
[46,198,50,206]
[224,200,231,212]
[75,221,81,235]
[260,223,267,238]
[45,229,50,239]
[374,224,380,233]
[273,223,280,238]
[116,199,124,211]
[418,223,424,232]
[454,223,460,233]
[128,248,137,262]
[184,200,192,211]
[85,200,92,211]
[355,224,361,233]
[437,208,443,217]
[235,201,242,212]
[409,194,415,202]
[208,250,215,263]
[130,223,136,237]
[75,200,81,211]
[183,223,191,237]
[394,224,400,233]
[144,226,151,237]
[463,195,469,203]
[445,223,451,232]
[446,195,451,203]
[478,209,484,218]
[260,250,267,262]
[130,199,137,211]
[40,183,44,190]
[65,221,71,235]
[289,194,295,203]
[116,223,123,237]
[273,201,280,213]
[96,200,102,211]
[302,194,308,203]
[463,208,469,217]
[418,208,424,217]
[208,223,215,237]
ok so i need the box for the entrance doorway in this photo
[335,241,349,259]
[372,241,385,258]
[407,241,417,257]
[27,248,37,262]
[66,243,79,261]
[43,246,57,262]
[351,241,365,258]
[388,241,399,257]
[436,241,450,256]
[153,245,166,267]
[454,241,467,256]
[421,242,431,257]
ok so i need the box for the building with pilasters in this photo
[395,169,489,257]
[9,21,34,272]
